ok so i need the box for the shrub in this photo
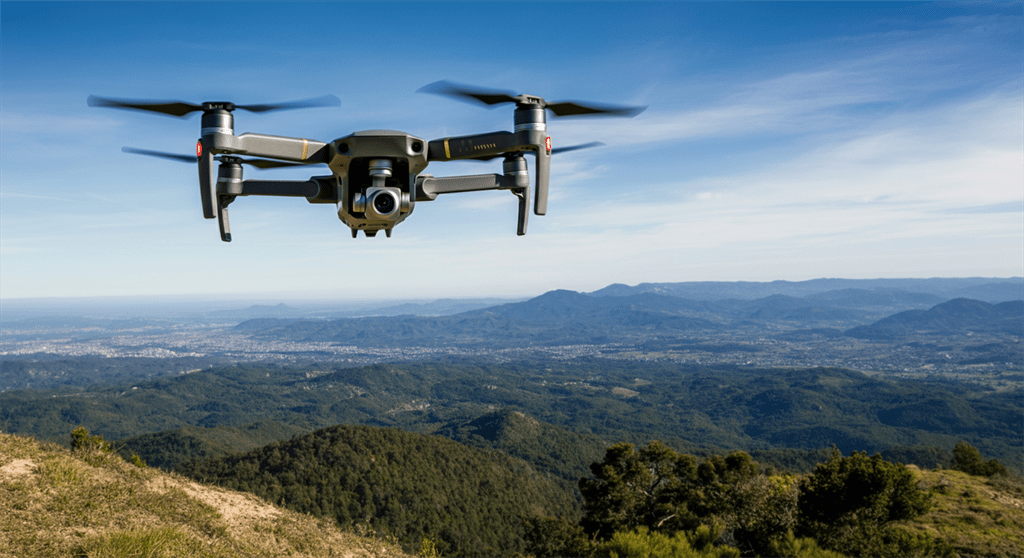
[798,449,933,557]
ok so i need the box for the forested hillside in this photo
[3,360,1020,476]
[171,431,1023,558]
[177,424,577,556]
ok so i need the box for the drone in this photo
[88,81,645,241]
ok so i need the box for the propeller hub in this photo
[515,95,545,107]
[202,102,237,112]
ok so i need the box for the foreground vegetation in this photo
[529,442,1023,558]
[3,427,1021,558]
[0,431,412,558]
[171,418,1023,557]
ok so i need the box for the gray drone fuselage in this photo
[201,107,546,240]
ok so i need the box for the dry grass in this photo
[896,465,1024,558]
[0,432,414,558]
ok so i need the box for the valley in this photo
[1,278,1021,556]
[3,278,1021,393]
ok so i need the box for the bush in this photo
[594,527,740,558]
[764,531,845,558]
[524,515,595,558]
[798,449,933,557]
[71,426,113,453]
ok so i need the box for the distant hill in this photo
[116,421,309,470]
[0,432,410,558]
[801,287,944,309]
[231,280,1023,348]
[363,297,525,317]
[177,423,577,557]
[206,303,303,321]
[847,299,1024,339]
[590,278,1023,303]
[236,290,724,347]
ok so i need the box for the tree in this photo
[950,441,1008,477]
[579,441,703,539]
[578,441,790,554]
[798,449,932,557]
[725,474,799,556]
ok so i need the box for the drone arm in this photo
[206,132,330,164]
[230,180,321,198]
[212,178,327,243]
[416,155,531,235]
[426,131,519,162]
[415,173,515,200]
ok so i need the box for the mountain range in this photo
[233,280,1023,347]
[848,299,1024,339]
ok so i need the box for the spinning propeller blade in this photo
[234,95,342,113]
[418,80,646,117]
[121,147,196,163]
[417,81,519,107]
[121,147,318,169]
[88,94,340,118]
[552,141,606,154]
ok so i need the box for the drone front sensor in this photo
[90,83,645,241]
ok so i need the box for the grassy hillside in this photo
[0,432,412,558]
[900,465,1024,558]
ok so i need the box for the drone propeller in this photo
[88,94,341,118]
[420,81,643,216]
[552,141,606,155]
[417,80,646,117]
[121,147,317,169]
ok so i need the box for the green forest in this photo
[3,358,1022,556]
[2,360,1020,475]
[177,424,577,556]
[157,425,1024,557]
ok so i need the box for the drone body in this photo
[89,82,644,241]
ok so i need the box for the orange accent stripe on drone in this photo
[301,139,309,160]
[444,138,451,159]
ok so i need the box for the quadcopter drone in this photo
[88,81,645,241]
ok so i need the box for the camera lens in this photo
[373,192,396,215]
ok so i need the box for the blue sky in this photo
[1,1,1021,301]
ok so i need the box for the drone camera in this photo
[353,186,404,220]
[372,189,397,215]
[350,157,406,220]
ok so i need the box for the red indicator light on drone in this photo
[196,141,203,158]
[545,136,551,154]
